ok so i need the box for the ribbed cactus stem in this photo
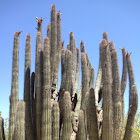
[120,47,127,96]
[24,34,34,140]
[51,4,57,82]
[103,31,108,42]
[86,88,99,140]
[76,110,86,140]
[65,50,72,94]
[35,32,42,140]
[71,111,78,132]
[89,67,94,88]
[0,112,5,140]
[111,50,122,140]
[70,32,76,95]
[100,39,113,140]
[52,11,62,100]
[42,37,51,140]
[67,43,70,50]
[9,31,19,140]
[47,24,51,42]
[61,91,72,140]
[123,85,138,140]
[126,53,135,106]
[81,53,88,110]
[14,101,25,140]
[120,47,127,133]
[52,101,60,140]
[60,49,66,91]
[73,48,80,96]
[80,41,85,53]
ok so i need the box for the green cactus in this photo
[35,32,42,140]
[81,52,88,110]
[111,49,122,140]
[0,112,5,140]
[52,101,60,140]
[24,34,34,140]
[14,101,25,140]
[100,39,113,140]
[86,88,99,140]
[41,37,51,140]
[61,91,72,140]
[76,110,86,140]
[52,10,62,100]
[9,31,20,140]
[51,4,57,82]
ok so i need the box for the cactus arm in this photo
[51,5,57,82]
[123,85,138,140]
[24,34,34,140]
[42,37,51,140]
[89,67,95,89]
[100,39,113,140]
[86,88,99,140]
[81,52,88,110]
[52,11,62,100]
[80,41,85,53]
[76,110,86,140]
[65,50,72,94]
[73,48,80,97]
[61,91,72,140]
[52,101,60,140]
[111,50,122,140]
[35,32,42,140]
[9,31,19,140]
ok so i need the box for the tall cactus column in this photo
[24,34,34,140]
[52,10,62,100]
[9,31,20,140]
[35,32,42,140]
[100,39,113,140]
[51,4,57,82]
[41,37,51,140]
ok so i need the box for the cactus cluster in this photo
[0,4,138,140]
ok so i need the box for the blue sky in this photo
[0,0,140,119]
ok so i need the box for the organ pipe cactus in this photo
[6,4,138,140]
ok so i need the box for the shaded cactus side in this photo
[24,34,34,140]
